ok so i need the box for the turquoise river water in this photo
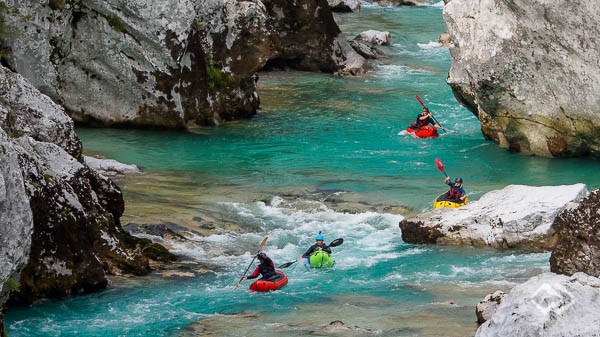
[6,2,600,336]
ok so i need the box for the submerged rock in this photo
[84,155,141,176]
[444,0,600,157]
[399,184,589,249]
[374,0,432,6]
[354,30,392,46]
[348,40,384,60]
[1,0,369,128]
[0,66,166,306]
[475,272,600,337]
[328,0,361,12]
[550,189,600,277]
[476,291,505,324]
[438,32,451,47]
[313,320,381,336]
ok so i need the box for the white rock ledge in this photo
[399,184,589,250]
[476,272,600,337]
[84,156,141,176]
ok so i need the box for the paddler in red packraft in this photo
[411,107,444,131]
[241,253,283,282]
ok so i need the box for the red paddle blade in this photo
[435,158,445,173]
[416,95,425,107]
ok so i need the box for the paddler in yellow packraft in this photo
[433,176,468,208]
[301,234,334,269]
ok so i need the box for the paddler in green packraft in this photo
[301,234,334,268]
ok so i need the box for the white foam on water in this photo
[183,198,406,273]
[418,41,442,49]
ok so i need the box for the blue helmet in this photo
[316,234,324,241]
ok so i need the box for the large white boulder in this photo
[475,272,600,337]
[399,184,589,250]
[444,0,600,157]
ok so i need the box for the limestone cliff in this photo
[0,0,369,128]
[0,65,163,310]
[550,189,600,277]
[444,0,600,157]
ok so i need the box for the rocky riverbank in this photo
[399,184,589,250]
[0,0,369,129]
[444,0,600,158]
[0,65,172,331]
[473,188,600,336]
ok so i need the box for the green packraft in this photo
[309,250,335,268]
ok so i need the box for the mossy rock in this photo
[143,243,177,262]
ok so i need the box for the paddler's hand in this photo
[241,276,247,280]
[318,247,322,251]
[445,177,450,184]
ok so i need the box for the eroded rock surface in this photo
[476,291,505,324]
[399,184,589,249]
[355,30,392,46]
[444,0,600,157]
[84,155,141,176]
[475,273,600,337]
[328,0,361,12]
[0,0,369,128]
[0,128,33,336]
[550,189,600,277]
[0,66,163,306]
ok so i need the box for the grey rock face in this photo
[399,184,589,250]
[0,128,34,331]
[0,65,160,306]
[550,189,600,277]
[1,0,369,128]
[348,40,384,60]
[444,0,600,157]
[327,0,361,12]
[475,273,600,337]
[476,291,505,324]
[354,30,392,46]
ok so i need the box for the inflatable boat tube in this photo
[406,122,439,138]
[433,193,469,209]
[249,271,288,292]
[309,251,335,268]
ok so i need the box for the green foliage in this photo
[0,3,17,40]
[43,173,54,183]
[9,129,20,138]
[195,20,203,31]
[3,277,20,292]
[205,55,233,90]
[61,207,72,217]
[105,14,140,45]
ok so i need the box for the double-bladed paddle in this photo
[278,238,344,269]
[416,95,446,133]
[234,236,268,290]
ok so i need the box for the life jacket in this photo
[449,186,463,200]
[415,114,429,129]
[258,260,276,279]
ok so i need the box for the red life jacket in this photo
[449,187,462,199]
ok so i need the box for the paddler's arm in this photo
[245,266,260,280]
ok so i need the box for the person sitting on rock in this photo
[242,253,281,282]
[444,177,467,202]
[413,107,444,130]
